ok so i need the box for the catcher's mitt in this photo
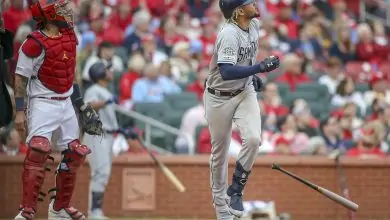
[80,104,103,135]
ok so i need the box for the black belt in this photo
[104,129,118,134]
[207,88,243,97]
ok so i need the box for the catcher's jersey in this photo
[207,18,260,91]
[15,49,73,98]
[84,84,119,131]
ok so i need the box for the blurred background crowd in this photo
[1,0,390,159]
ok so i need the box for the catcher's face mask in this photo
[30,0,74,28]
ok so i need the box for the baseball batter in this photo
[13,0,102,219]
[204,0,280,219]
[82,62,118,219]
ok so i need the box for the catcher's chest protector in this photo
[28,29,77,94]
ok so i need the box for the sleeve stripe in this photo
[217,61,236,65]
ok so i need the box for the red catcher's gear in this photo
[20,136,52,213]
[29,0,74,28]
[52,139,91,210]
[27,29,77,93]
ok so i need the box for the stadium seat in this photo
[344,61,372,83]
[163,111,183,129]
[355,83,370,93]
[283,91,318,107]
[276,83,289,98]
[296,83,330,98]
[134,102,170,129]
[308,101,329,119]
[164,92,199,111]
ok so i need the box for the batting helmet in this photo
[219,0,254,19]
[89,62,111,83]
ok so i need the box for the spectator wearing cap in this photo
[122,9,152,55]
[86,1,106,44]
[333,103,363,144]
[271,115,310,155]
[319,116,347,151]
[170,41,196,84]
[276,53,311,91]
[290,99,319,137]
[346,121,387,158]
[331,76,367,115]
[275,1,299,40]
[2,0,30,34]
[140,34,168,65]
[82,41,124,87]
[364,72,390,106]
[328,24,356,63]
[119,53,146,103]
[132,63,180,103]
[187,62,208,100]
[375,102,390,147]
[318,57,344,95]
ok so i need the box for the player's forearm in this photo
[88,101,109,110]
[71,83,85,111]
[218,63,262,80]
[14,74,28,112]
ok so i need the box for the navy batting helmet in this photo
[219,0,254,19]
[89,61,111,83]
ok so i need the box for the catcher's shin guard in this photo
[19,136,53,218]
[51,139,91,211]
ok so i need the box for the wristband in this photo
[15,97,25,111]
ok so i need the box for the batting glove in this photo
[259,56,280,73]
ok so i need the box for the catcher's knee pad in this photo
[58,139,91,173]
[22,136,53,209]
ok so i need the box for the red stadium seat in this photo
[344,61,373,83]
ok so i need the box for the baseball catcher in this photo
[13,0,102,219]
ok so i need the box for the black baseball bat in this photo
[271,163,359,211]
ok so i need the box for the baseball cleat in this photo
[228,193,244,218]
[48,200,86,220]
[14,207,35,220]
[89,208,110,219]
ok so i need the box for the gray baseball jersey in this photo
[82,84,118,210]
[206,19,260,91]
[83,84,119,131]
[204,18,263,212]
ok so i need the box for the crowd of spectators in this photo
[1,0,390,159]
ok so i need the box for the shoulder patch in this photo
[21,38,43,58]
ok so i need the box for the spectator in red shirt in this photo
[259,82,289,117]
[119,53,146,103]
[355,23,382,64]
[108,0,133,32]
[275,2,299,40]
[276,53,311,91]
[155,15,189,55]
[2,0,30,34]
[187,62,208,100]
[198,18,217,61]
[346,121,387,158]
[372,20,390,63]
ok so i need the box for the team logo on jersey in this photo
[62,52,69,60]
[222,47,235,56]
[237,42,257,62]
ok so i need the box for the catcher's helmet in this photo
[28,0,74,28]
[219,0,254,19]
[89,62,111,83]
